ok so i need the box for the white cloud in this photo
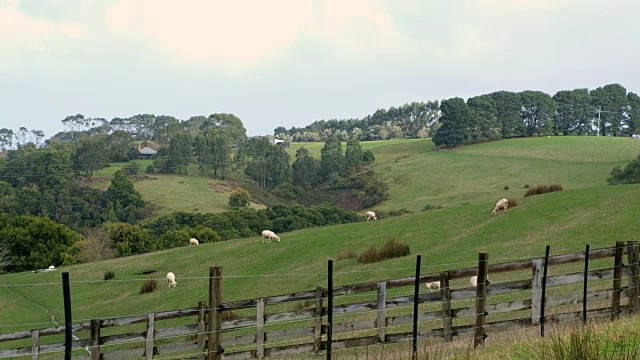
[304,0,424,64]
[104,0,314,73]
[0,0,88,69]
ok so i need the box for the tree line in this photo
[273,83,640,146]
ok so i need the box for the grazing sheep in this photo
[261,230,280,243]
[189,238,199,246]
[366,211,378,221]
[167,272,177,288]
[491,199,509,215]
[425,281,441,292]
[470,275,490,287]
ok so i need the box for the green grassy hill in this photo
[2,136,639,335]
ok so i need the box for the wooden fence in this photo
[1,241,639,359]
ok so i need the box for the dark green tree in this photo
[291,147,320,188]
[320,135,345,179]
[553,89,593,135]
[433,97,471,147]
[72,136,109,180]
[344,136,364,169]
[590,84,628,136]
[519,91,556,136]
[167,132,193,174]
[467,95,500,142]
[625,92,640,135]
[490,91,524,138]
[107,169,145,223]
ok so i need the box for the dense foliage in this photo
[608,155,640,185]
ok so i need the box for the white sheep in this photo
[167,272,177,288]
[492,198,509,215]
[261,230,280,243]
[366,211,378,221]
[470,275,490,287]
[425,281,441,292]
[189,238,199,246]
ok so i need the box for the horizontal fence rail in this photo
[1,242,638,359]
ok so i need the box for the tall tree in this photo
[489,91,524,138]
[320,135,345,179]
[167,132,193,174]
[72,136,109,181]
[553,89,593,135]
[625,92,640,135]
[519,91,556,136]
[433,97,471,147]
[467,95,500,142]
[344,136,364,169]
[194,134,212,176]
[590,84,628,136]
[107,169,145,223]
[291,147,320,188]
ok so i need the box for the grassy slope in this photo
[88,162,264,215]
[2,184,640,333]
[291,137,637,212]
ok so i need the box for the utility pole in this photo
[597,106,601,137]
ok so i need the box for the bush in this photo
[607,155,640,185]
[506,197,518,208]
[388,209,412,216]
[524,184,530,189]
[524,184,563,197]
[504,185,509,190]
[336,249,357,261]
[104,271,115,281]
[422,204,443,212]
[146,165,155,174]
[357,239,410,264]
[140,279,157,294]
[228,188,251,209]
[123,162,140,176]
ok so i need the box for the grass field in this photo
[2,182,639,334]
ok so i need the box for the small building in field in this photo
[138,146,157,159]
[269,138,291,148]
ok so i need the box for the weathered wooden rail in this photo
[1,241,638,359]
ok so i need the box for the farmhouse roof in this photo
[139,147,157,155]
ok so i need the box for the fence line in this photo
[1,242,639,360]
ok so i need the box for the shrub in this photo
[357,239,410,264]
[524,184,563,197]
[388,209,413,216]
[104,271,115,281]
[607,155,640,185]
[506,198,518,208]
[336,249,357,261]
[422,204,443,212]
[524,184,530,188]
[504,185,510,190]
[123,162,140,176]
[146,165,155,174]
[228,188,251,209]
[140,279,157,294]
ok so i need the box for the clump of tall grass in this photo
[357,239,410,264]
[525,184,563,197]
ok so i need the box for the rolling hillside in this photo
[2,136,640,336]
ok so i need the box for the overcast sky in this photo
[1,0,639,137]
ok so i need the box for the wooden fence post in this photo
[314,287,323,354]
[473,253,489,349]
[627,241,640,315]
[90,320,101,360]
[611,241,624,320]
[208,267,223,360]
[376,282,387,343]
[583,245,590,324]
[31,330,39,360]
[327,260,334,360]
[531,259,543,325]
[145,313,155,360]
[256,299,265,359]
[440,272,452,343]
[197,302,206,360]
[540,245,550,337]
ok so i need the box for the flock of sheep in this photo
[165,199,506,289]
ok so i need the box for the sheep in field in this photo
[189,238,199,246]
[261,230,280,243]
[366,211,377,221]
[470,275,490,287]
[425,281,441,292]
[167,272,177,288]
[492,199,509,215]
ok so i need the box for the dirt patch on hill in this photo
[208,182,229,193]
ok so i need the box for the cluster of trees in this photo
[0,127,45,149]
[434,84,640,147]
[274,101,440,142]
